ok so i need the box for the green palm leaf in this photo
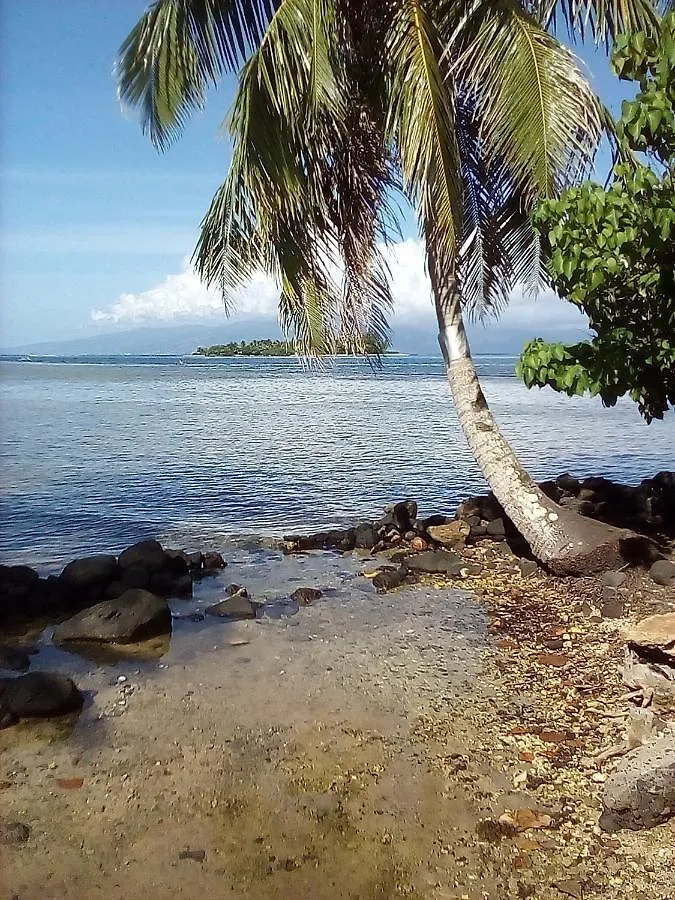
[117,0,278,149]
[385,0,463,270]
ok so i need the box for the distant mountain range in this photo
[3,319,589,357]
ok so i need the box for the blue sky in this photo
[0,1,637,349]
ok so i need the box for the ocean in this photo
[1,354,673,569]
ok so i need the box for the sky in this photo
[0,0,638,350]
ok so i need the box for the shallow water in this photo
[1,550,501,900]
[1,355,673,569]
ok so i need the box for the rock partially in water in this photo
[59,554,118,591]
[202,551,227,575]
[372,567,407,593]
[206,595,257,620]
[403,550,463,576]
[290,587,323,605]
[119,540,166,573]
[600,735,675,831]
[0,672,83,718]
[53,589,171,644]
[0,646,31,672]
[353,522,377,550]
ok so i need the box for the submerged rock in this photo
[53,589,171,643]
[118,540,166,573]
[0,672,83,718]
[600,735,675,831]
[403,550,462,576]
[206,595,257,620]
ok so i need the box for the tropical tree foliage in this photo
[117,0,668,357]
[518,12,675,422]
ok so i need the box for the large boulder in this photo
[53,589,171,643]
[600,735,675,831]
[118,540,167,573]
[0,672,83,718]
[59,555,117,590]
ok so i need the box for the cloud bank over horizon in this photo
[90,238,587,339]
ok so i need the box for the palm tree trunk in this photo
[427,247,631,575]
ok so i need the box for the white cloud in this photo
[90,237,586,332]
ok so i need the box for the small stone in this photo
[410,536,428,552]
[601,597,625,620]
[536,653,570,668]
[518,559,538,578]
[0,821,30,844]
[290,587,322,605]
[601,570,627,589]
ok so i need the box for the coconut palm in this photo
[117,0,669,573]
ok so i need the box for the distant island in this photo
[194,338,391,356]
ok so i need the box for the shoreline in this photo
[1,479,674,898]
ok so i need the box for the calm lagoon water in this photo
[1,354,673,568]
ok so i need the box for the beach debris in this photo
[178,848,206,862]
[55,777,84,790]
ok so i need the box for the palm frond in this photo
[194,0,398,356]
[385,0,463,271]
[533,0,666,43]
[117,0,278,149]
[457,3,604,203]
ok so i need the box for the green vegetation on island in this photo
[194,337,391,356]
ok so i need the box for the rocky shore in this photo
[1,473,675,898]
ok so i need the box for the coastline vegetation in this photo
[194,336,390,356]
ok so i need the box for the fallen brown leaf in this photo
[536,652,570,667]
[55,777,84,790]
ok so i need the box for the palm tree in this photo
[117,0,668,573]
